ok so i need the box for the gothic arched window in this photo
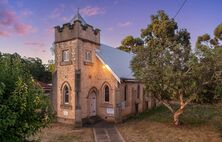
[63,85,69,104]
[104,85,109,102]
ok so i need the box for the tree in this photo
[195,23,222,103]
[118,35,144,53]
[23,57,52,83]
[131,10,200,125]
[0,53,53,141]
[47,59,55,74]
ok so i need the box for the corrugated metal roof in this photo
[96,44,135,81]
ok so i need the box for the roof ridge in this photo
[99,44,135,56]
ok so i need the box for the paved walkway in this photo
[93,121,125,142]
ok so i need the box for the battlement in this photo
[55,20,100,44]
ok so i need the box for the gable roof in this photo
[96,44,135,82]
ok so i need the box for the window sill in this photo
[100,103,113,108]
[84,61,93,66]
[60,104,72,109]
[60,61,72,66]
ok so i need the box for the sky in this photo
[0,0,222,63]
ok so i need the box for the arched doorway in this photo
[88,90,97,117]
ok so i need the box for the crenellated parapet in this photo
[55,20,100,44]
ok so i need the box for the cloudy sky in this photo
[0,0,221,63]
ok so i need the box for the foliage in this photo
[0,53,53,142]
[195,22,222,103]
[23,57,52,83]
[47,59,55,74]
[130,10,197,125]
[128,10,222,125]
[118,35,144,53]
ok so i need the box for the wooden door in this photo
[89,91,96,116]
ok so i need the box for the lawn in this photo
[30,123,94,142]
[117,103,222,142]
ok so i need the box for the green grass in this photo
[128,103,222,127]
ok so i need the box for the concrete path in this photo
[93,121,125,142]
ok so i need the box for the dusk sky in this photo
[0,0,222,63]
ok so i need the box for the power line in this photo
[173,0,188,19]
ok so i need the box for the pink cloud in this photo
[46,27,54,35]
[50,4,65,19]
[14,23,35,35]
[24,42,47,53]
[0,30,10,37]
[118,21,132,27]
[107,27,114,31]
[0,1,35,37]
[21,10,33,17]
[0,10,17,25]
[24,42,47,54]
[61,16,68,21]
[0,0,8,5]
[24,42,45,47]
[80,6,105,16]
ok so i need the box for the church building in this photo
[52,11,156,126]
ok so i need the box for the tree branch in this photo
[179,90,185,108]
[154,95,174,113]
[161,100,174,113]
[184,67,192,74]
[155,97,174,113]
[184,96,195,107]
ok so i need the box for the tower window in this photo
[63,85,69,104]
[124,84,127,101]
[62,50,69,62]
[85,50,92,62]
[104,85,109,102]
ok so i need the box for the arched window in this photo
[104,85,109,102]
[63,85,69,104]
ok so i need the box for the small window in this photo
[85,51,92,62]
[63,85,69,104]
[62,50,69,62]
[124,84,127,101]
[104,85,109,102]
[137,84,140,99]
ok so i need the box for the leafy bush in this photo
[0,53,53,142]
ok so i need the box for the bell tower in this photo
[53,10,100,126]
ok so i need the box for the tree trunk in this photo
[173,107,184,126]
[173,91,185,126]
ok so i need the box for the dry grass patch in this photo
[30,123,94,142]
[118,120,221,142]
[118,104,222,142]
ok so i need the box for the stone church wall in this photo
[53,17,157,125]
